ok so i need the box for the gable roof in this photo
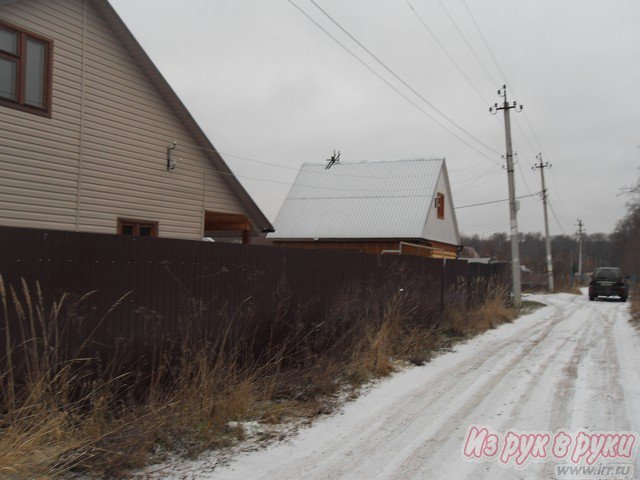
[84,0,272,233]
[269,158,457,240]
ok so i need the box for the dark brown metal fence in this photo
[0,227,507,372]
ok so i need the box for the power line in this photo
[516,157,534,195]
[302,0,502,160]
[219,151,441,179]
[461,1,546,158]
[404,0,489,105]
[463,0,553,175]
[455,192,540,209]
[462,0,573,231]
[183,143,489,180]
[221,148,492,176]
[404,0,534,204]
[437,0,498,88]
[453,164,503,195]
[449,161,498,173]
[547,169,572,225]
[512,119,540,160]
[173,152,438,194]
[285,0,500,165]
[548,200,567,235]
[174,142,479,194]
[461,0,507,87]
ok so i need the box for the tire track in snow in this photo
[468,308,599,480]
[279,302,577,479]
[391,299,591,479]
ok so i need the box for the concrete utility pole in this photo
[576,220,585,279]
[533,154,554,292]
[491,85,523,307]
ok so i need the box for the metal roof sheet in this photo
[269,158,445,239]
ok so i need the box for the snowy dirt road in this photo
[156,293,640,479]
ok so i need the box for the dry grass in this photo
[553,275,584,295]
[555,284,582,295]
[0,276,515,478]
[446,283,516,337]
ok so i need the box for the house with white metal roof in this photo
[268,158,461,259]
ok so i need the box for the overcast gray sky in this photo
[110,0,640,237]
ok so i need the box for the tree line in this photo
[462,232,617,279]
[462,170,640,278]
[610,177,640,274]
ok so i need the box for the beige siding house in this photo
[0,0,272,241]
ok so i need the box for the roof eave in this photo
[269,237,459,245]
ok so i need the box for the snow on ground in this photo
[145,293,640,479]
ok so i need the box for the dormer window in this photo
[0,21,53,116]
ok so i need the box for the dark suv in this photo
[588,267,629,302]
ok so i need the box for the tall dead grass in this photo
[0,275,513,478]
[446,281,516,336]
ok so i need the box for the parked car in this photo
[588,267,629,302]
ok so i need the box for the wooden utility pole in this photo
[491,85,523,307]
[576,220,585,279]
[533,154,554,292]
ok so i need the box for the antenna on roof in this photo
[325,150,340,169]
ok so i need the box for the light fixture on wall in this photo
[167,140,177,171]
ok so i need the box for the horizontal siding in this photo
[0,0,82,231]
[0,0,248,240]
[0,216,77,231]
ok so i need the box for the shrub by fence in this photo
[0,226,506,389]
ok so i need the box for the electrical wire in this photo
[404,0,489,105]
[462,0,574,231]
[301,0,502,161]
[453,164,503,195]
[174,142,477,194]
[449,161,497,173]
[285,0,502,165]
[407,0,538,201]
[406,0,536,202]
[455,192,540,209]
[548,200,568,235]
[462,0,548,159]
[425,0,539,202]
[287,0,504,163]
[461,0,507,87]
[181,143,489,181]
[516,157,534,195]
[437,0,498,88]
[405,0,535,204]
[547,170,572,226]
[453,165,500,191]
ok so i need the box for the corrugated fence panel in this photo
[0,227,507,370]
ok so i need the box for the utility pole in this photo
[533,154,554,292]
[576,220,585,280]
[491,85,523,307]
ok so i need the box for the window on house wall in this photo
[0,21,53,116]
[118,219,159,237]
[436,192,445,219]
